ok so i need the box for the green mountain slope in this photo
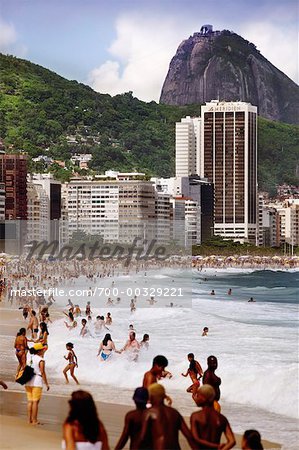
[0,53,298,192]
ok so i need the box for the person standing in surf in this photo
[14,328,28,372]
[97,333,116,361]
[181,353,203,393]
[203,355,222,412]
[63,342,79,385]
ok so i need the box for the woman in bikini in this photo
[181,353,203,393]
[97,334,116,361]
[37,322,49,355]
[14,328,28,372]
[63,342,79,385]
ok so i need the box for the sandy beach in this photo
[0,302,283,450]
[0,390,281,449]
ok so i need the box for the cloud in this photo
[0,18,17,51]
[241,21,298,83]
[88,14,194,102]
[0,17,27,56]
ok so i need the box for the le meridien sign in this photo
[207,105,243,112]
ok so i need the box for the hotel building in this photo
[200,100,257,243]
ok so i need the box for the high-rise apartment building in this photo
[175,117,201,177]
[0,153,28,220]
[62,178,157,244]
[200,100,257,243]
[27,174,62,242]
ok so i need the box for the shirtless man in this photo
[181,353,203,393]
[27,310,39,339]
[143,355,172,405]
[137,383,195,450]
[191,384,235,450]
[147,296,157,306]
[142,355,169,388]
[203,355,221,412]
[115,387,149,450]
[121,332,140,361]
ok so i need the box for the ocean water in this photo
[43,267,298,449]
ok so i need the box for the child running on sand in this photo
[181,353,203,393]
[63,342,79,385]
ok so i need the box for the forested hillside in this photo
[0,53,298,192]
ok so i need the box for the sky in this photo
[0,0,298,102]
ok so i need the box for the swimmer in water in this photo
[85,301,92,316]
[120,332,140,362]
[248,297,256,302]
[97,333,116,361]
[63,342,79,385]
[181,353,203,393]
[140,334,150,350]
[210,290,215,296]
[80,319,89,337]
[146,297,157,306]
[202,327,209,337]
[130,299,136,313]
[128,324,136,334]
[105,312,112,326]
[228,288,232,295]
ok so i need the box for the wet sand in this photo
[0,390,281,449]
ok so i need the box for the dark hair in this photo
[17,327,26,336]
[103,334,112,346]
[142,334,149,340]
[66,390,99,443]
[32,310,36,316]
[29,347,38,355]
[82,319,87,325]
[208,355,217,364]
[66,342,74,348]
[188,353,194,359]
[243,430,263,450]
[69,312,74,321]
[130,331,136,339]
[40,322,49,335]
[153,355,168,368]
[96,315,101,319]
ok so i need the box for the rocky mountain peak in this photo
[160,27,299,124]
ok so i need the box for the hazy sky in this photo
[0,0,298,101]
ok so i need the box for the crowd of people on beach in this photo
[0,256,277,449]
[192,254,298,270]
[7,295,266,450]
